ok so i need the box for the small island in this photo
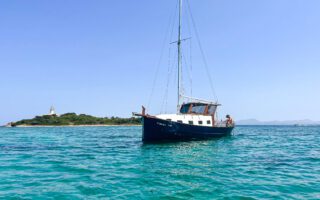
[9,112,141,127]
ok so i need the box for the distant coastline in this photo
[5,112,141,127]
[11,124,141,128]
[5,114,320,127]
[236,119,320,126]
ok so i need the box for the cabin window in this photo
[208,105,217,115]
[180,104,190,114]
[188,121,193,125]
[198,121,203,125]
[177,120,183,123]
[180,103,215,115]
[207,120,211,124]
[191,105,206,114]
[166,119,172,121]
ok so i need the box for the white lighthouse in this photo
[49,106,57,116]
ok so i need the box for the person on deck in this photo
[226,115,233,127]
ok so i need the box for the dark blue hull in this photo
[142,116,234,143]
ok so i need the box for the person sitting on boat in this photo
[226,115,233,127]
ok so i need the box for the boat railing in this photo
[215,121,235,128]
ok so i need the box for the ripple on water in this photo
[0,126,319,199]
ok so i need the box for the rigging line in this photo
[186,0,218,102]
[147,1,179,111]
[161,45,172,113]
[180,42,193,97]
[185,4,193,44]
[182,50,192,96]
[184,0,193,96]
[161,1,180,114]
[161,9,180,114]
[190,39,193,97]
[169,56,178,111]
[164,58,177,113]
[162,50,178,113]
[169,5,180,44]
[161,47,175,113]
[165,46,173,113]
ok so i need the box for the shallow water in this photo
[0,126,319,199]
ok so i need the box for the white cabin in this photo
[156,102,226,127]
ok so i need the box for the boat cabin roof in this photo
[179,102,220,115]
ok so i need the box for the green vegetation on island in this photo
[12,113,141,126]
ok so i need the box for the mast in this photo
[177,0,182,113]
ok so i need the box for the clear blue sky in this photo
[1,0,320,125]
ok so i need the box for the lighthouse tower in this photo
[49,106,56,116]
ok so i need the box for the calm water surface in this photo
[0,126,319,199]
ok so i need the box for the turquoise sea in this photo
[0,126,319,199]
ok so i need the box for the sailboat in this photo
[134,0,235,143]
